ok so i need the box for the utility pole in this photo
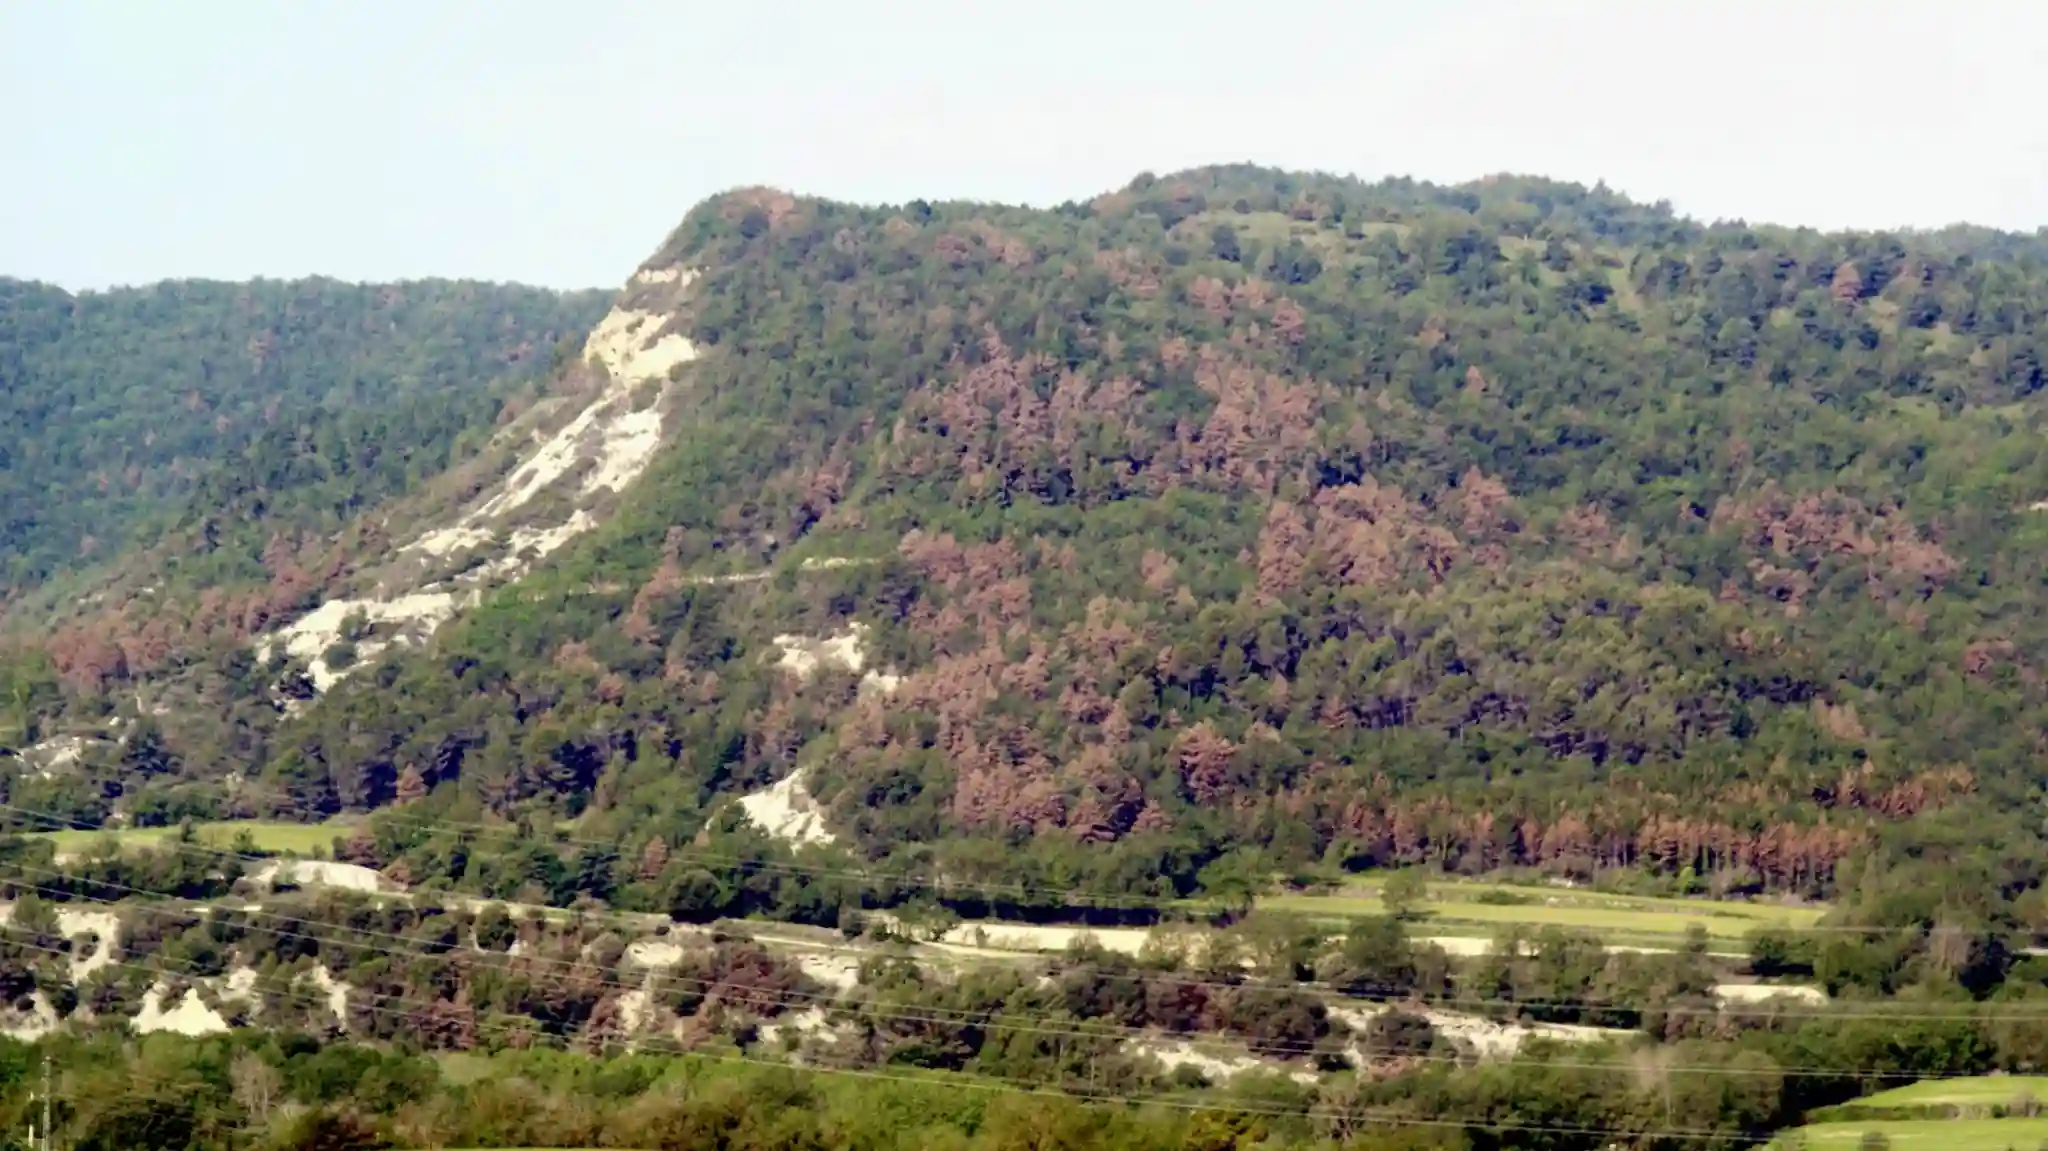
[39,1053,49,1151]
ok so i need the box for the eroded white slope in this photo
[134,985,231,1036]
[736,617,906,845]
[251,859,390,894]
[259,270,699,692]
[737,769,837,846]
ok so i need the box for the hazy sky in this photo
[8,0,2046,290]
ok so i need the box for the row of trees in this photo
[5,826,2047,1060]
[4,979,2046,1151]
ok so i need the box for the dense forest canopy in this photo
[0,277,608,592]
[14,164,2048,1151]
[11,165,2048,919]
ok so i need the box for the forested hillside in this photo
[16,166,2048,1151]
[16,166,2048,917]
[0,277,608,592]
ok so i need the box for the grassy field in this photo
[1259,877,1826,948]
[1851,1074,2048,1110]
[29,819,348,857]
[1779,1118,2048,1149]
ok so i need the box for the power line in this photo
[0,865,2021,1086]
[3,863,1330,1060]
[0,828,1828,1029]
[0,863,1620,1068]
[0,931,1777,1145]
[1,808,2033,1030]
